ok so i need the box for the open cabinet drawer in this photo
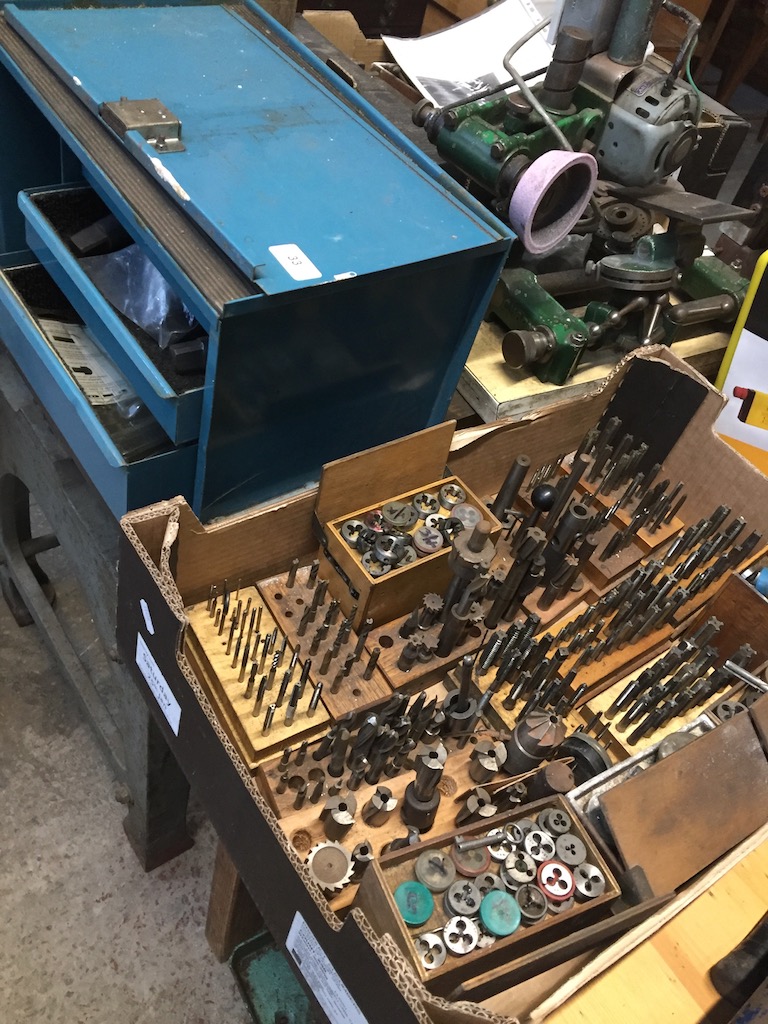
[0,260,196,516]
[20,183,206,445]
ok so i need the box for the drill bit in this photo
[286,558,299,589]
[244,663,257,699]
[308,682,323,717]
[262,703,276,735]
[363,647,381,680]
[285,685,301,725]
[308,560,320,587]
[251,675,268,715]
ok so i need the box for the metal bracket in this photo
[100,97,185,152]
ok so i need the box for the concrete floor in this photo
[0,539,252,1023]
[0,56,765,1024]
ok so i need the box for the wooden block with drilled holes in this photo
[364,609,486,691]
[624,514,683,554]
[583,533,649,591]
[492,598,674,706]
[521,578,598,632]
[578,653,723,758]
[185,589,330,765]
[259,724,538,913]
[583,483,685,554]
[257,565,392,718]
[568,631,674,704]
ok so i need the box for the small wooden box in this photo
[355,795,620,994]
[315,423,502,628]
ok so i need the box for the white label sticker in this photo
[286,913,368,1024]
[139,599,155,635]
[38,319,135,407]
[135,633,181,735]
[269,244,322,281]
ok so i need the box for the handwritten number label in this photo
[269,243,322,281]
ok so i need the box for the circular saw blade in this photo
[307,841,354,894]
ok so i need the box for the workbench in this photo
[0,340,192,869]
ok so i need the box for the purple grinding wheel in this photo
[508,150,597,255]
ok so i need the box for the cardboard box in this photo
[421,0,489,34]
[117,347,768,1024]
[302,10,389,68]
[371,62,423,104]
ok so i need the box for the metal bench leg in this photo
[0,472,125,776]
[0,472,57,626]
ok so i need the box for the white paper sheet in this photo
[383,0,553,107]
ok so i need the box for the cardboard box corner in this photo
[301,10,388,68]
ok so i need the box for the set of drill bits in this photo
[549,503,760,663]
[604,616,757,745]
[191,563,387,761]
[449,499,760,728]
[199,577,325,739]
[394,421,688,676]
[507,416,687,571]
[570,418,697,562]
[277,691,452,815]
[192,397,765,871]
[267,676,600,891]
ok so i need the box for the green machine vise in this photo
[491,249,748,386]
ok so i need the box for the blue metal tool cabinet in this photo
[0,1,510,520]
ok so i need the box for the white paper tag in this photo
[286,913,368,1024]
[38,319,135,406]
[135,633,181,735]
[139,598,156,635]
[269,244,322,281]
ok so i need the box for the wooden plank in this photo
[599,713,768,895]
[205,840,262,962]
[173,490,319,605]
[458,320,728,424]
[529,833,768,1024]
[450,892,671,1003]
[314,421,455,527]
